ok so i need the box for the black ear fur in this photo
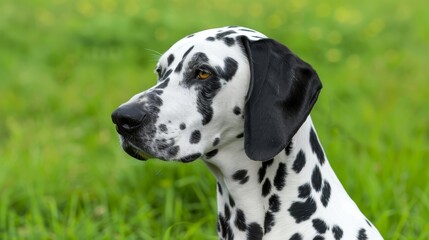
[241,37,322,161]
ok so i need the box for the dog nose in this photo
[111,103,147,132]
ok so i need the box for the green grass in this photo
[1,0,428,239]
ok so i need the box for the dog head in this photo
[112,26,321,162]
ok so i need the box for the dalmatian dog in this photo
[111,26,383,240]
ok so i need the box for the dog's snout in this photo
[111,103,147,133]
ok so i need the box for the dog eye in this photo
[196,69,211,80]
[155,68,162,77]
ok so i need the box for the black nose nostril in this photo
[111,103,147,132]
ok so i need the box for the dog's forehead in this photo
[158,26,266,66]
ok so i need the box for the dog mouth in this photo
[121,138,157,161]
[117,132,181,161]
[114,127,183,162]
[112,122,155,161]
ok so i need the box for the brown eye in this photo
[196,69,211,80]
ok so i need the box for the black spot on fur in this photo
[224,204,231,220]
[298,183,311,199]
[313,236,325,240]
[235,209,247,231]
[288,197,317,223]
[285,141,293,155]
[174,46,194,73]
[311,166,322,192]
[179,123,186,130]
[218,213,233,239]
[156,77,169,89]
[265,159,275,167]
[206,149,218,159]
[182,46,194,59]
[264,211,275,233]
[229,195,235,207]
[223,37,235,46]
[151,89,163,95]
[206,36,215,41]
[218,214,225,236]
[292,150,306,173]
[321,180,331,207]
[217,57,238,81]
[233,106,241,115]
[262,179,272,197]
[160,69,172,80]
[158,124,167,133]
[166,145,179,157]
[174,61,183,73]
[167,54,175,66]
[247,222,263,240]
[310,128,325,165]
[258,159,274,183]
[216,30,237,39]
[217,219,221,234]
[190,130,201,144]
[332,225,343,240]
[180,153,201,162]
[232,170,249,184]
[268,194,281,212]
[258,166,267,183]
[156,139,170,151]
[312,218,328,234]
[365,219,372,228]
[236,133,244,138]
[289,233,303,240]
[217,182,223,195]
[357,228,368,240]
[213,137,220,146]
[239,28,256,33]
[186,34,194,38]
[146,92,163,106]
[274,162,287,191]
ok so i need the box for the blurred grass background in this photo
[0,0,428,239]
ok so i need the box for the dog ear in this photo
[240,37,322,161]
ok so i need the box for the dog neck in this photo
[202,116,366,238]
